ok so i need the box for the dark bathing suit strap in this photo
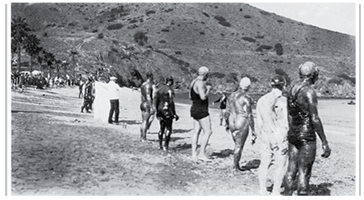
[292,85,305,103]
[190,79,198,99]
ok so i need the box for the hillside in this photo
[11,2,356,98]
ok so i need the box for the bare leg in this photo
[283,143,299,195]
[297,140,316,196]
[158,119,165,149]
[164,119,173,151]
[192,119,201,161]
[232,127,249,171]
[146,112,155,134]
[140,111,149,141]
[198,116,213,161]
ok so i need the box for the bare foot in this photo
[198,155,212,162]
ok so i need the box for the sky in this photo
[248,2,357,36]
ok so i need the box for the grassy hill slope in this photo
[11,3,356,98]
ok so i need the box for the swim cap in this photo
[299,61,319,77]
[110,76,117,81]
[271,75,286,88]
[239,77,251,90]
[198,66,209,75]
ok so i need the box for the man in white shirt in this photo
[108,76,120,124]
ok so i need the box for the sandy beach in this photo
[10,86,356,195]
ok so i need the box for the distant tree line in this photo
[11,16,78,78]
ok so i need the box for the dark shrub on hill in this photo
[256,45,273,52]
[214,15,226,22]
[97,33,104,39]
[134,31,148,46]
[129,19,138,23]
[107,23,123,30]
[244,15,252,19]
[274,43,283,55]
[277,20,284,23]
[202,12,209,17]
[190,68,198,74]
[338,73,355,85]
[128,24,138,29]
[260,11,270,15]
[337,73,350,79]
[328,77,343,85]
[242,37,256,43]
[159,40,166,43]
[146,10,156,16]
[210,72,226,78]
[218,21,231,27]
[161,28,170,32]
[227,72,239,83]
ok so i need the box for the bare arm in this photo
[146,84,155,111]
[246,97,256,133]
[196,80,211,100]
[168,89,177,116]
[306,89,331,157]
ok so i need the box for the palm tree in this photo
[11,16,31,72]
[24,34,42,73]
[69,50,78,78]
[44,51,55,78]
[37,50,44,72]
[55,59,62,78]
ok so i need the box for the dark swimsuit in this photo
[156,85,174,119]
[287,86,316,145]
[190,80,209,120]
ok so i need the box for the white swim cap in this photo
[239,77,251,89]
[198,66,209,75]
[299,62,318,76]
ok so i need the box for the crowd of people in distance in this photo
[11,70,78,91]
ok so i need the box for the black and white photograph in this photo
[3,0,360,196]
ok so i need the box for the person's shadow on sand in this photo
[309,183,332,195]
[211,149,233,158]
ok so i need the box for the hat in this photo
[271,75,286,87]
[239,77,251,89]
[198,66,209,75]
[299,62,318,76]
[110,76,117,81]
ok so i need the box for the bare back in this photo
[226,90,254,131]
[140,81,154,104]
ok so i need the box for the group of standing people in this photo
[100,61,331,196]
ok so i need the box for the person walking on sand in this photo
[140,72,156,142]
[256,75,289,195]
[225,77,257,172]
[213,92,228,126]
[81,77,94,113]
[190,66,213,162]
[283,61,331,196]
[108,76,120,124]
[79,79,84,98]
[155,76,179,151]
